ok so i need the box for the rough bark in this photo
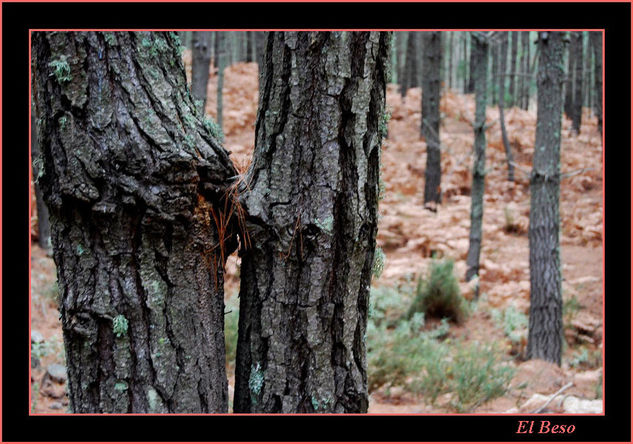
[191,31,213,113]
[234,31,390,413]
[421,31,442,208]
[498,32,514,182]
[465,32,488,290]
[508,31,518,107]
[32,31,237,413]
[527,31,565,366]
[571,32,584,133]
[590,31,603,137]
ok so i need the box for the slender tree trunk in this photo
[498,32,514,182]
[422,31,442,208]
[254,31,267,72]
[234,31,390,413]
[396,32,406,91]
[508,31,518,107]
[527,31,565,366]
[583,32,592,111]
[519,31,529,110]
[246,31,254,63]
[564,35,574,119]
[462,33,468,94]
[216,31,226,130]
[31,97,52,251]
[571,31,584,133]
[32,31,238,412]
[448,31,454,90]
[191,31,213,113]
[491,41,498,105]
[465,32,488,290]
[401,32,419,97]
[591,31,603,137]
[466,36,476,93]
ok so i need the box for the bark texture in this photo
[465,32,488,288]
[590,32,603,137]
[571,32,584,133]
[234,31,390,413]
[421,31,442,207]
[497,32,514,182]
[33,31,237,412]
[527,31,565,366]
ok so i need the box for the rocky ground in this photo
[30,54,603,414]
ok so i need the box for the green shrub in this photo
[491,305,528,344]
[407,258,467,324]
[224,293,240,365]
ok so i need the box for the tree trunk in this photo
[401,32,419,97]
[234,31,390,413]
[590,31,603,137]
[519,31,529,110]
[583,32,592,112]
[498,32,514,182]
[508,31,518,107]
[254,31,267,73]
[564,36,574,119]
[422,31,442,208]
[466,36,476,93]
[571,31,584,133]
[31,97,52,251]
[527,31,565,366]
[216,31,226,130]
[246,31,254,63]
[191,31,213,113]
[447,31,454,90]
[396,32,406,90]
[491,41,498,105]
[32,31,237,413]
[462,33,468,94]
[465,32,488,290]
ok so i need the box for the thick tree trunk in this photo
[465,32,488,290]
[527,31,565,366]
[571,32,584,133]
[497,32,514,182]
[590,31,603,137]
[191,31,213,113]
[422,31,442,208]
[508,31,518,107]
[32,31,237,413]
[234,31,390,413]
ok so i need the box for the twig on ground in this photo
[530,381,573,414]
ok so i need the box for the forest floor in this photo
[30,58,603,414]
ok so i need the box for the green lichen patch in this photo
[113,314,129,338]
[249,362,264,404]
[49,56,72,83]
[114,381,128,392]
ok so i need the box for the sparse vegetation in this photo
[407,258,468,324]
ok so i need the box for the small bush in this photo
[224,293,240,364]
[407,258,468,324]
[491,305,528,344]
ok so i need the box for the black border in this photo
[3,2,631,442]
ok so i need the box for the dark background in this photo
[3,2,630,442]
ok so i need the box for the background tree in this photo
[571,31,584,133]
[590,31,603,137]
[31,95,52,252]
[466,36,476,93]
[32,31,237,413]
[508,31,518,107]
[519,31,531,110]
[401,32,420,97]
[465,32,489,291]
[497,31,514,181]
[527,31,565,366]
[564,35,575,119]
[216,31,226,130]
[233,31,391,413]
[421,31,443,208]
[191,31,213,113]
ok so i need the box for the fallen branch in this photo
[531,381,573,414]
